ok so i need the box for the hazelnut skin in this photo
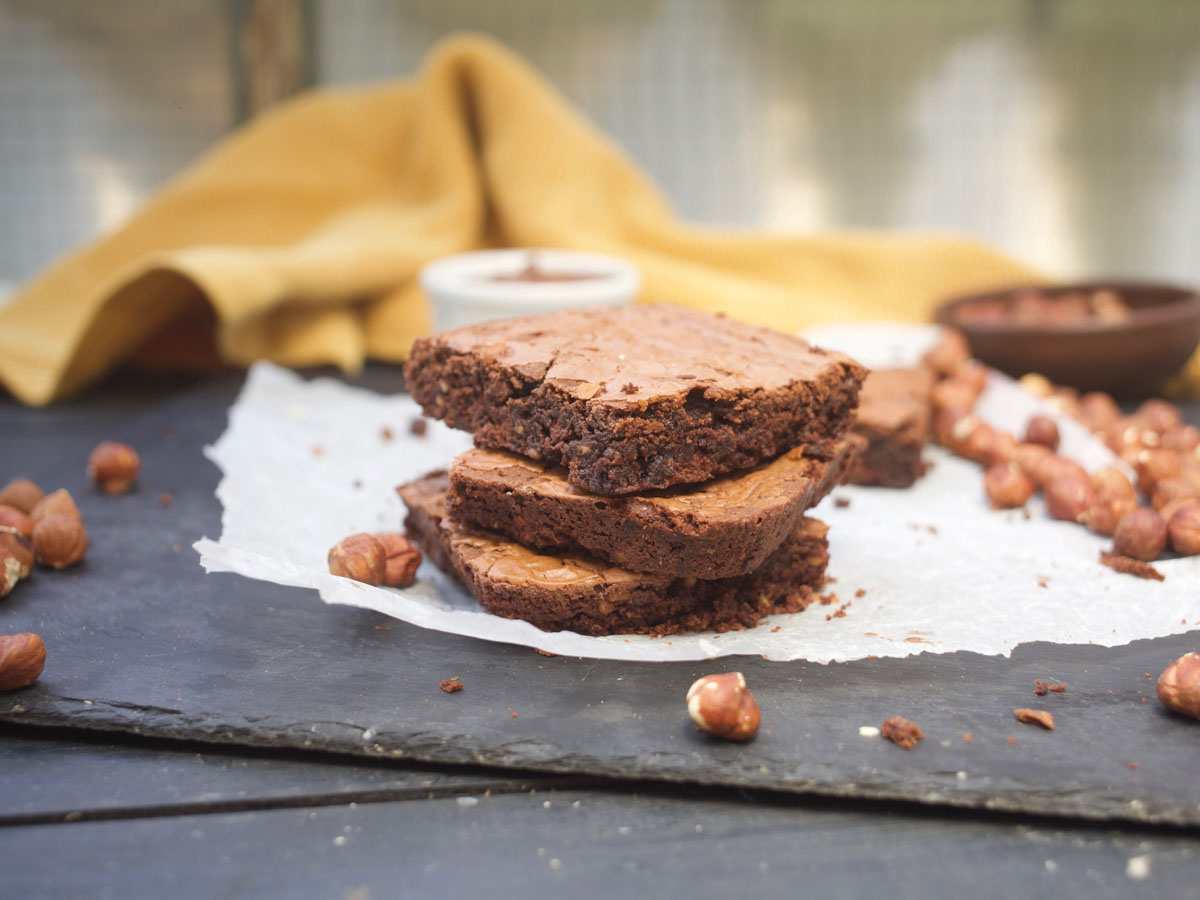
[374,532,423,587]
[984,463,1034,509]
[686,672,761,741]
[1112,508,1168,562]
[1167,503,1200,556]
[30,489,81,525]
[32,514,89,569]
[87,441,141,495]
[0,531,34,580]
[1044,473,1095,523]
[0,633,46,691]
[0,478,44,514]
[328,533,386,585]
[0,505,34,540]
[1024,415,1060,451]
[1156,652,1200,720]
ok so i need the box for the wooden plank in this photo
[2,371,1199,826]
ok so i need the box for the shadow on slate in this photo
[1,368,1198,827]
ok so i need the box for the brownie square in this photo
[845,367,935,488]
[404,304,865,496]
[447,437,854,580]
[399,473,830,637]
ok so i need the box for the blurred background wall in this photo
[2,0,1199,295]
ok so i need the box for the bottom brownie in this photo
[846,367,934,488]
[398,473,829,637]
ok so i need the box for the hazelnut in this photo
[1009,442,1053,480]
[0,478,44,514]
[934,408,975,448]
[328,533,386,585]
[0,531,34,580]
[950,360,989,395]
[0,505,34,540]
[1156,652,1200,720]
[1018,372,1054,398]
[1162,424,1200,454]
[931,379,980,413]
[0,633,46,691]
[1136,399,1182,433]
[1,549,21,598]
[1079,392,1121,432]
[1167,503,1200,556]
[1024,415,1060,451]
[958,423,1014,466]
[87,441,141,495]
[1158,497,1196,528]
[1135,449,1182,496]
[984,463,1034,509]
[1033,455,1088,490]
[1151,477,1200,511]
[1043,473,1095,523]
[374,532,423,587]
[1084,490,1138,536]
[1091,466,1136,500]
[30,489,81,525]
[32,514,89,569]
[686,672,761,741]
[922,328,970,377]
[1112,508,1167,562]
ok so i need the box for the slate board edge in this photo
[3,701,1195,829]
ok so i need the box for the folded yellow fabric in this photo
[0,33,1052,406]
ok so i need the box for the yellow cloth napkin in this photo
[0,33,1052,407]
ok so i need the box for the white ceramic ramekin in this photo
[419,249,641,332]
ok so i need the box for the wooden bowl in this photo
[935,281,1200,396]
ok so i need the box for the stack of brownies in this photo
[399,304,867,636]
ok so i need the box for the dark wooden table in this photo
[2,368,1198,899]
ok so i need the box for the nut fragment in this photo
[686,672,761,741]
[0,505,34,540]
[1013,708,1055,730]
[1024,415,1060,451]
[87,441,141,494]
[0,550,21,598]
[0,531,33,580]
[1112,508,1168,562]
[0,478,43,514]
[32,514,89,569]
[880,714,924,749]
[1043,473,1095,523]
[1167,503,1200,556]
[983,463,1034,509]
[1156,652,1200,720]
[0,633,46,691]
[374,532,423,587]
[328,533,386,585]
[30,489,81,525]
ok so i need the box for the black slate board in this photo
[2,370,1199,826]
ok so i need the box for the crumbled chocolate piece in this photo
[620,383,638,395]
[1013,708,1055,730]
[410,419,428,437]
[834,496,851,508]
[1100,551,1164,581]
[881,715,924,749]
[158,493,174,508]
[440,678,463,693]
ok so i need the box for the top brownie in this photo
[404,304,866,495]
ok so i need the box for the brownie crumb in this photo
[1129,762,1139,771]
[770,626,781,633]
[881,715,924,749]
[380,427,394,442]
[960,732,973,743]
[311,445,324,457]
[373,625,390,632]
[834,496,851,509]
[1013,708,1055,730]
[1007,736,1016,745]
[1034,679,1050,696]
[410,419,428,437]
[1036,574,1049,588]
[825,601,851,621]
[535,648,556,657]
[1100,551,1164,581]
[854,588,866,598]
[1049,683,1067,693]
[440,678,463,694]
[620,382,639,395]
[158,493,174,507]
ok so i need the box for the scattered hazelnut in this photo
[1156,652,1200,720]
[1135,449,1182,496]
[0,633,46,691]
[374,532,423,587]
[1162,424,1200,454]
[1018,372,1054,398]
[1043,473,1095,523]
[87,441,141,494]
[686,672,761,741]
[950,360,989,395]
[32,513,89,569]
[1033,455,1088,490]
[1079,392,1121,432]
[1167,503,1200,556]
[984,463,1034,509]
[1136,399,1182,433]
[1151,477,1200,511]
[0,478,44,514]
[1158,497,1196,528]
[0,505,34,540]
[1024,415,1060,451]
[1084,491,1138,537]
[1091,466,1137,500]
[0,531,33,580]
[30,489,81,525]
[958,423,1013,466]
[932,379,981,413]
[1009,442,1053,480]
[935,409,975,449]
[328,533,386,585]
[922,328,970,377]
[1112,508,1168,562]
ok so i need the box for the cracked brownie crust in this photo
[845,367,935,488]
[447,437,854,580]
[399,473,829,636]
[404,304,866,496]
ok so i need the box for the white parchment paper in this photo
[196,327,1199,662]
